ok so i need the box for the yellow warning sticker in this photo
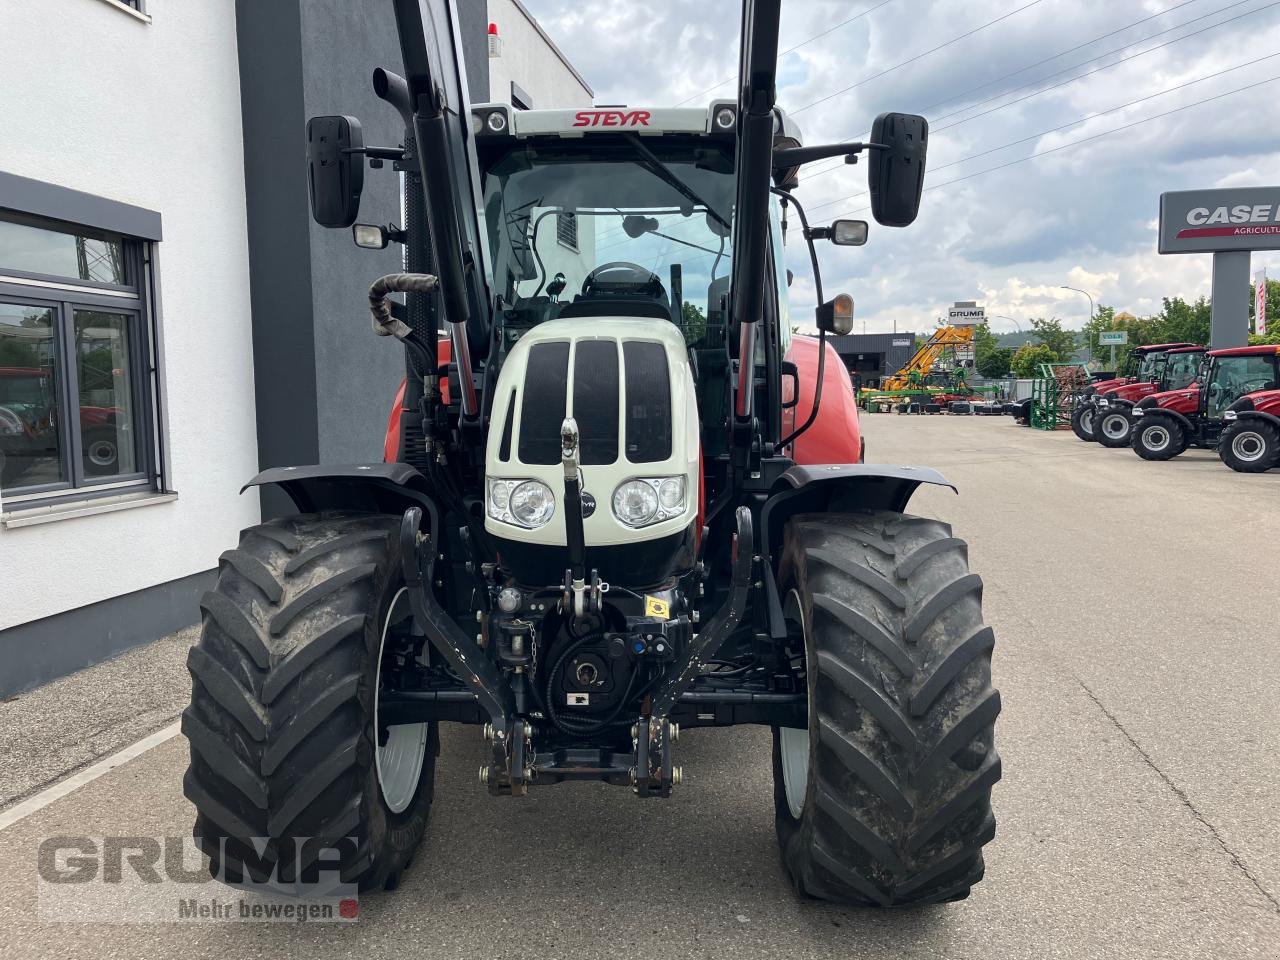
[644,595,671,620]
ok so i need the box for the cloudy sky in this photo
[520,0,1280,334]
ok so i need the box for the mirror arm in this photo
[772,141,885,171]
[342,145,406,161]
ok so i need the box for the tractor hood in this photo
[1104,380,1161,404]
[483,318,699,555]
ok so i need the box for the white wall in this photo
[0,0,259,629]
[486,0,593,109]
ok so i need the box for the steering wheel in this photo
[580,261,664,300]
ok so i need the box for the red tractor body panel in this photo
[383,339,453,463]
[1090,375,1132,394]
[1145,385,1202,416]
[1247,389,1280,416]
[1103,380,1161,404]
[783,335,863,465]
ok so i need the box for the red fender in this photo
[383,339,453,463]
[783,335,863,465]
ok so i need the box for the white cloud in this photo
[519,0,1280,331]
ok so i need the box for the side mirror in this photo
[829,219,868,246]
[815,294,854,335]
[868,112,927,228]
[307,115,365,228]
[780,360,800,409]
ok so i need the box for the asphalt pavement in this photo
[1,412,1278,959]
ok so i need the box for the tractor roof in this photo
[471,101,798,143]
[1165,345,1207,353]
[1207,344,1280,358]
[1135,342,1198,353]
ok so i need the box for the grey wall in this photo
[236,0,490,511]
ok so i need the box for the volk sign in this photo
[1159,187,1280,254]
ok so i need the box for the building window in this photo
[556,212,578,251]
[0,214,159,501]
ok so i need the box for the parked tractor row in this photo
[1065,344,1280,472]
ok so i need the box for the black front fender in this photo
[243,463,437,515]
[760,463,956,562]
[1231,410,1280,430]
[1133,407,1193,433]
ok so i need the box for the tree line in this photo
[971,279,1280,379]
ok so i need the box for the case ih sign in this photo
[1159,187,1280,254]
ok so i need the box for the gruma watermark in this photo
[36,836,359,923]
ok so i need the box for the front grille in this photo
[623,341,672,462]
[519,341,570,464]
[573,340,619,465]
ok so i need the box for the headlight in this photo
[1096,398,1109,407]
[488,478,555,529]
[1223,410,1238,421]
[1131,407,1145,417]
[612,477,686,528]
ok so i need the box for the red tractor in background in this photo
[1090,345,1206,448]
[1130,345,1280,462]
[1218,384,1280,472]
[1070,343,1198,442]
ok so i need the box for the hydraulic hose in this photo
[369,272,439,339]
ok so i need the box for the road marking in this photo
[0,720,182,832]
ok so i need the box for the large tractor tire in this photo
[1094,408,1134,448]
[1070,402,1096,441]
[771,512,1000,906]
[1218,419,1280,472]
[1131,415,1186,461]
[183,513,438,892]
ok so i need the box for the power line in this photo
[915,0,1208,118]
[799,0,1273,183]
[822,73,1280,222]
[803,51,1280,216]
[931,0,1271,127]
[790,0,1049,115]
[673,0,898,107]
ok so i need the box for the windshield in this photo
[1208,355,1278,417]
[1164,352,1202,390]
[1136,353,1162,379]
[481,138,735,346]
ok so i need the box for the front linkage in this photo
[396,498,755,798]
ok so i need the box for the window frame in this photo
[0,221,162,506]
[555,212,579,252]
[0,209,134,293]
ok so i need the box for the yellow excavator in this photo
[878,325,975,391]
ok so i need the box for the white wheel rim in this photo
[779,589,810,820]
[1080,408,1094,431]
[1102,415,1128,439]
[1144,426,1169,452]
[374,587,428,814]
[88,440,117,466]
[1231,431,1266,463]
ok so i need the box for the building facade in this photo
[829,332,920,387]
[0,0,591,697]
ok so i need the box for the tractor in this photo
[181,0,1000,907]
[1130,346,1280,462]
[1069,342,1198,442]
[1089,345,1206,448]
